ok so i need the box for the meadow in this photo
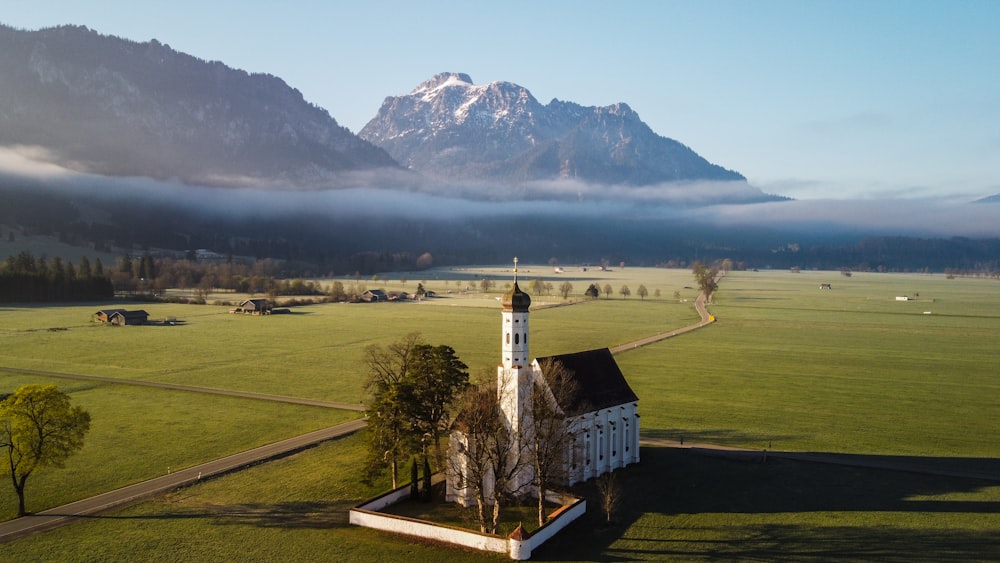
[1,266,997,559]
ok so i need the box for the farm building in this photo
[230,299,273,315]
[446,258,640,507]
[361,289,387,302]
[107,310,149,326]
[95,309,127,323]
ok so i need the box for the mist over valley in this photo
[1,24,998,275]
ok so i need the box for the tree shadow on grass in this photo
[210,500,352,528]
[534,446,1000,561]
[642,427,800,448]
[73,500,354,529]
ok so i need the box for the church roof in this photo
[535,348,638,417]
[501,281,531,312]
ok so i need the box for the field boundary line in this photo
[0,366,365,411]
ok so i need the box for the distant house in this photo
[386,291,409,301]
[108,310,149,326]
[361,289,387,302]
[895,296,910,301]
[95,309,127,323]
[231,298,272,315]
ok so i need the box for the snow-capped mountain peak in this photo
[359,72,755,193]
[411,72,474,98]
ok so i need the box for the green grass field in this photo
[1,266,998,559]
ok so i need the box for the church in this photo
[446,259,640,507]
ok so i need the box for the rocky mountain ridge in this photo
[360,72,769,200]
[0,24,399,187]
[0,25,776,203]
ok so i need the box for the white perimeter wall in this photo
[350,482,586,560]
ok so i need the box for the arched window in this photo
[514,333,520,345]
[506,333,510,344]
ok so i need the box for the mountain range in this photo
[0,24,399,188]
[1,23,996,274]
[359,72,765,201]
[0,24,777,203]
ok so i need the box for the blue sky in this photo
[3,0,998,201]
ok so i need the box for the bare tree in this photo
[602,283,613,299]
[529,277,546,296]
[558,281,573,300]
[596,471,623,525]
[528,360,578,527]
[480,277,495,293]
[636,285,648,300]
[448,377,528,534]
[619,285,631,299]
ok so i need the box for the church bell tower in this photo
[501,257,531,369]
[499,257,533,437]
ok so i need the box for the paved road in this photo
[0,367,365,411]
[0,418,367,543]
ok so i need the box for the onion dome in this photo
[502,281,531,312]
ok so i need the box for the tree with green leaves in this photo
[693,262,719,302]
[363,335,469,485]
[422,456,432,501]
[410,458,419,497]
[401,344,469,465]
[0,384,91,516]
[363,333,422,488]
[584,283,600,300]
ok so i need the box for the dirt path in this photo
[610,285,714,354]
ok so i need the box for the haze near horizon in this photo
[3,0,997,203]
